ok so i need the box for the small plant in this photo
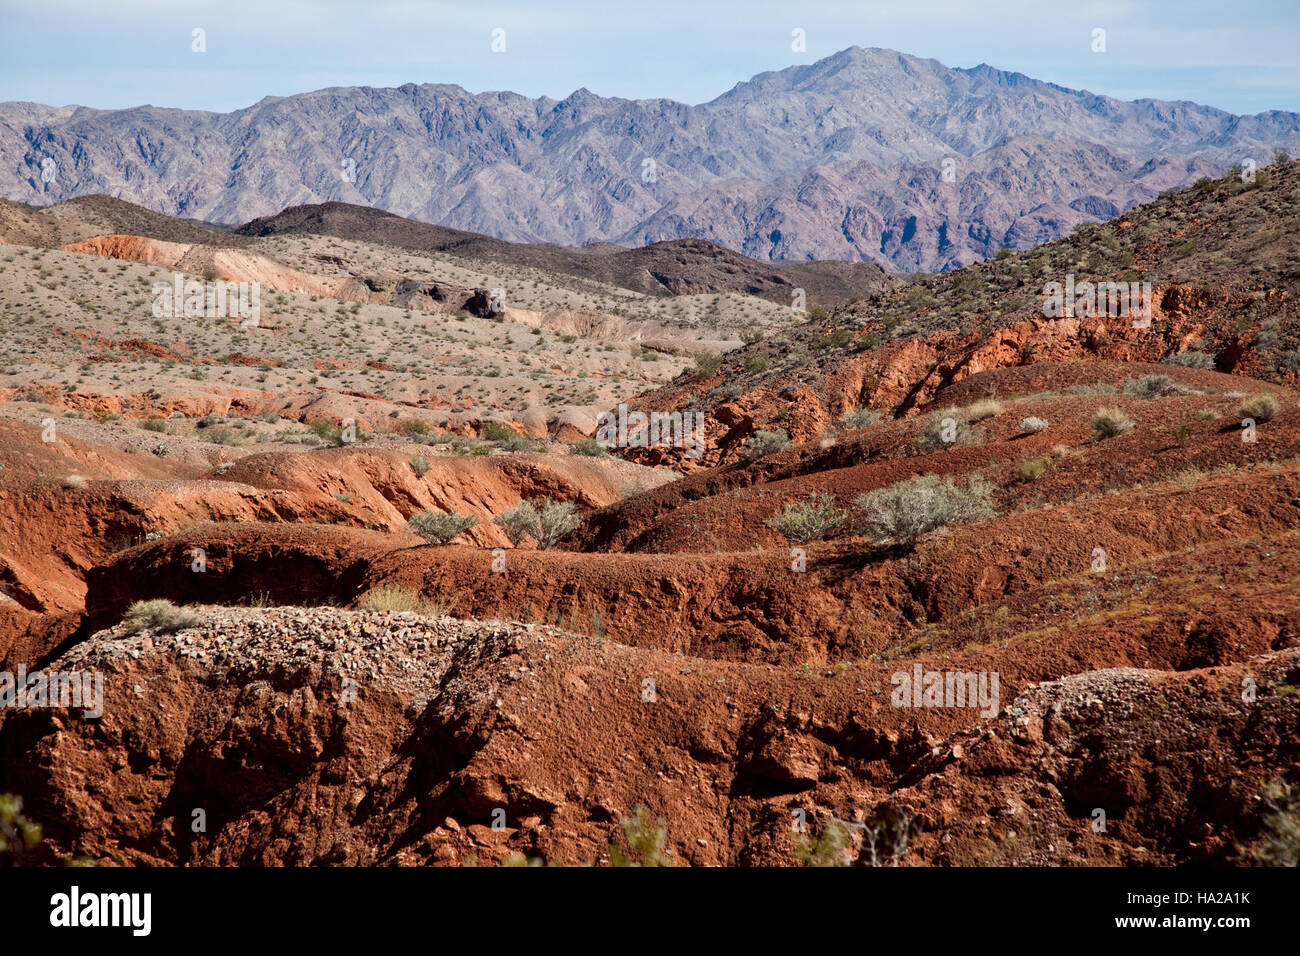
[61,474,86,489]
[608,807,671,867]
[1019,416,1049,434]
[482,421,516,442]
[1237,393,1280,423]
[1163,351,1215,371]
[120,599,201,636]
[498,434,541,453]
[1247,778,1300,867]
[411,456,431,477]
[494,498,579,549]
[745,428,790,459]
[357,586,454,617]
[1013,456,1048,483]
[139,416,169,432]
[1170,423,1192,446]
[765,492,848,543]
[0,794,42,863]
[693,351,722,377]
[838,408,882,430]
[1122,374,1176,399]
[794,819,852,867]
[1090,407,1133,440]
[408,509,479,545]
[854,474,995,546]
[569,437,608,457]
[917,407,978,451]
[966,398,1002,422]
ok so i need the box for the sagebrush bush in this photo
[1013,457,1049,483]
[408,509,479,544]
[966,398,1002,422]
[765,492,848,544]
[745,428,790,459]
[120,599,201,636]
[1123,374,1177,398]
[494,497,579,549]
[1020,416,1049,433]
[1163,351,1215,370]
[139,416,169,432]
[854,474,996,546]
[1090,407,1134,440]
[411,456,431,477]
[917,408,978,451]
[838,408,882,430]
[569,437,608,457]
[1237,393,1281,422]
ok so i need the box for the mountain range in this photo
[3,46,1299,271]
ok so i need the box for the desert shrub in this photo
[202,425,252,446]
[494,497,579,550]
[120,599,200,636]
[1247,779,1300,867]
[916,407,979,451]
[765,492,848,543]
[357,585,454,617]
[745,428,790,459]
[693,351,722,377]
[61,474,86,489]
[569,437,608,457]
[1020,416,1049,433]
[608,807,671,868]
[408,509,479,545]
[140,416,169,432]
[1090,407,1134,440]
[743,354,769,373]
[399,419,430,438]
[0,794,42,862]
[966,398,1002,422]
[411,456,431,477]
[794,819,853,867]
[498,434,541,453]
[482,421,516,442]
[1013,457,1049,483]
[1170,423,1192,446]
[1163,351,1215,370]
[854,474,995,546]
[838,408,882,430]
[1237,393,1281,422]
[1122,374,1176,398]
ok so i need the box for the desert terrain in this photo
[0,160,1298,867]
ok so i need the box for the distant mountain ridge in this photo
[3,46,1298,271]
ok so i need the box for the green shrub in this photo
[745,428,790,459]
[764,493,848,543]
[498,434,541,453]
[1163,351,1215,370]
[1013,457,1049,483]
[408,509,479,545]
[1237,393,1281,422]
[411,456,431,477]
[482,421,516,442]
[838,408,882,430]
[608,807,671,868]
[693,351,722,377]
[120,598,201,636]
[494,497,580,549]
[1247,779,1300,867]
[1122,374,1176,398]
[854,474,995,546]
[139,416,169,432]
[1090,407,1134,440]
[569,437,608,457]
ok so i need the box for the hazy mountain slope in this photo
[3,47,1298,270]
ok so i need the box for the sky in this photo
[1,0,1297,115]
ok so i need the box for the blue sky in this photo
[1,0,1297,115]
